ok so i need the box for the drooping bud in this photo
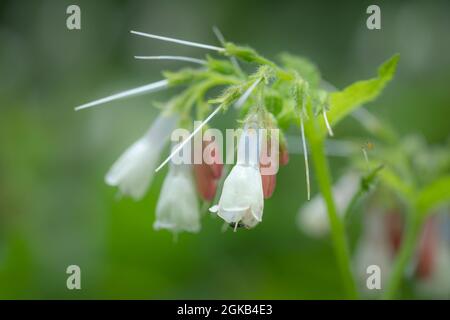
[194,140,223,201]
[261,174,276,199]
[279,142,289,166]
[259,131,278,199]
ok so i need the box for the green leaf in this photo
[416,175,450,215]
[319,54,399,135]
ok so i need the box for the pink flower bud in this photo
[260,136,277,199]
[261,173,276,199]
[279,144,289,166]
[194,140,223,201]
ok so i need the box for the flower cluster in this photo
[76,29,321,234]
[76,28,398,238]
[75,26,450,300]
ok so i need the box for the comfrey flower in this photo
[297,172,359,237]
[105,113,178,199]
[154,159,200,234]
[210,122,264,229]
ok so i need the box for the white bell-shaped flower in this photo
[210,127,264,229]
[297,172,359,237]
[154,161,200,234]
[105,113,178,199]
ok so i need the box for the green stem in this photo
[344,189,365,224]
[383,212,423,299]
[309,137,359,299]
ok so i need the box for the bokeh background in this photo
[0,0,449,299]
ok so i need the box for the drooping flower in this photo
[209,125,264,229]
[105,113,178,200]
[297,172,359,237]
[193,140,223,201]
[154,161,200,234]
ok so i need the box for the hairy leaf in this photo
[319,54,399,135]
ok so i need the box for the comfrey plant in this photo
[297,108,450,298]
[351,132,450,299]
[76,28,402,298]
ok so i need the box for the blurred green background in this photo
[0,0,449,299]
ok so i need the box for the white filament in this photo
[155,104,223,172]
[323,111,334,136]
[154,77,262,172]
[130,30,225,52]
[75,79,169,111]
[134,55,206,65]
[300,118,311,200]
[234,78,262,109]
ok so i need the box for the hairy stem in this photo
[309,137,358,299]
[383,212,423,299]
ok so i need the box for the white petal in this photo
[215,164,264,228]
[105,114,178,199]
[298,172,359,237]
[105,138,157,199]
[237,128,262,167]
[154,165,200,233]
[297,196,329,237]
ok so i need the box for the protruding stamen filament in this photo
[155,104,223,172]
[234,78,262,109]
[134,55,206,65]
[323,111,334,136]
[300,118,311,200]
[234,221,239,232]
[75,79,169,111]
[155,78,263,173]
[130,30,225,52]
